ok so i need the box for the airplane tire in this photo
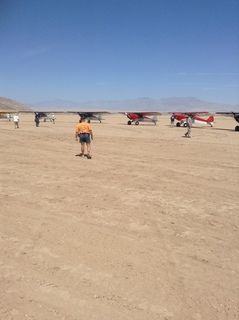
[88,120,91,123]
[235,126,239,131]
[127,121,132,125]
[176,122,181,127]
[44,119,46,122]
[183,123,187,127]
[135,121,139,125]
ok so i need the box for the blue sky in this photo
[0,0,239,105]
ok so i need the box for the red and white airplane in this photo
[169,112,214,127]
[119,111,161,125]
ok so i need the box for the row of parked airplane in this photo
[0,110,239,131]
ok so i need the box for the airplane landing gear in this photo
[235,126,239,131]
[176,122,181,127]
[135,121,139,125]
[127,120,132,125]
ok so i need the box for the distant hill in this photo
[1,96,238,113]
[0,97,32,111]
[28,97,237,113]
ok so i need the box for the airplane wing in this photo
[19,110,66,112]
[35,111,66,114]
[216,112,239,116]
[0,110,16,113]
[67,111,110,115]
[118,111,161,116]
[168,111,210,116]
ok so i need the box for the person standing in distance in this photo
[13,113,19,129]
[35,113,40,127]
[170,113,175,126]
[75,116,93,159]
[184,114,193,138]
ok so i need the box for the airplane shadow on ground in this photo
[166,125,237,132]
[212,127,236,132]
[120,123,158,126]
[166,125,213,130]
[69,121,108,124]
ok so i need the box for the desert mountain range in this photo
[0,97,31,112]
[0,96,238,113]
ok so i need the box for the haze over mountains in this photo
[29,97,237,112]
[1,96,238,113]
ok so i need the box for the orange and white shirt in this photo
[75,122,92,134]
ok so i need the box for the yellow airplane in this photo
[0,110,16,120]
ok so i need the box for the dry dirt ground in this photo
[0,113,238,320]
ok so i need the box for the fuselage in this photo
[125,112,157,124]
[174,113,214,127]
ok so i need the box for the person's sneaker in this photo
[86,154,92,159]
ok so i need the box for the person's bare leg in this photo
[81,143,85,156]
[86,143,91,155]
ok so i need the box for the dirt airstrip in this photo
[0,113,238,320]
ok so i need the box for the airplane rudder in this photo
[208,115,214,122]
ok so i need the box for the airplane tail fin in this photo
[207,115,214,127]
[152,115,158,122]
[207,115,214,122]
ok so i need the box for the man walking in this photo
[75,116,93,159]
[13,113,19,129]
[184,115,193,138]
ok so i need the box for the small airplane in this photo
[34,112,56,122]
[19,110,65,123]
[0,110,16,120]
[118,112,161,125]
[169,112,214,127]
[216,112,239,131]
[67,111,110,123]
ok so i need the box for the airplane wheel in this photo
[183,123,187,127]
[127,121,132,125]
[88,120,91,123]
[44,119,46,122]
[235,126,239,131]
[135,121,139,125]
[176,122,181,127]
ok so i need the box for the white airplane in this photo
[35,112,56,122]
